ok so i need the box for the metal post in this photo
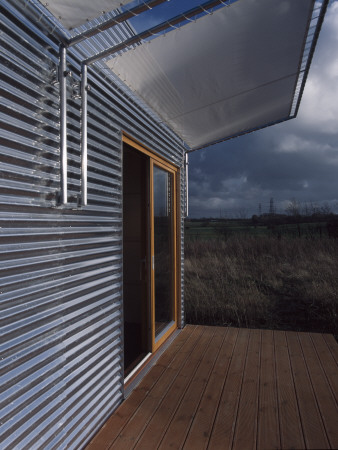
[81,63,88,206]
[59,45,68,204]
[185,152,189,217]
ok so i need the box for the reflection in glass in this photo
[153,165,173,339]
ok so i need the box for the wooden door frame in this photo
[150,159,177,351]
[122,133,180,354]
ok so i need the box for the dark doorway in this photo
[123,144,149,376]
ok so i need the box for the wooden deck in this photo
[86,325,338,449]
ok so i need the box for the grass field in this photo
[184,231,338,337]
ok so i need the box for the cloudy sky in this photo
[187,1,338,218]
[130,0,338,218]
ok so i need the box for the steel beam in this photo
[67,0,169,47]
[84,0,229,65]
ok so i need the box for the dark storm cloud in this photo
[188,1,338,218]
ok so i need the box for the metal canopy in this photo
[105,0,318,150]
[39,0,327,203]
[44,0,131,30]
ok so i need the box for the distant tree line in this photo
[284,199,334,218]
[185,198,338,239]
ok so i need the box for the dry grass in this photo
[184,236,338,336]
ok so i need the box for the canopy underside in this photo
[44,0,131,30]
[40,0,325,151]
[107,0,315,150]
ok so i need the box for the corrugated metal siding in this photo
[0,1,185,448]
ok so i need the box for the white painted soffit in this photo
[43,0,131,30]
[106,0,314,150]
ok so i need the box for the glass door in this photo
[151,161,177,350]
[122,133,178,357]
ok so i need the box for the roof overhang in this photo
[41,0,328,151]
[44,0,131,30]
[106,0,322,150]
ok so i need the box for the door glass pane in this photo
[153,165,174,339]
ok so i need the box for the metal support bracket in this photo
[59,45,68,205]
[51,65,59,86]
[71,81,81,100]
[80,63,88,206]
[57,51,91,208]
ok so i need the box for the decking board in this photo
[257,329,280,450]
[232,329,261,450]
[287,331,329,449]
[311,333,338,402]
[183,327,238,450]
[85,324,197,450]
[158,327,226,449]
[200,328,250,449]
[110,326,207,449]
[86,325,338,450]
[133,326,218,449]
[274,330,305,449]
[299,333,338,449]
[323,334,338,364]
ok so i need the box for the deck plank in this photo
[133,326,220,449]
[299,333,338,449]
[287,331,329,449]
[183,327,239,450]
[85,326,338,450]
[86,325,196,450]
[208,328,250,449]
[311,333,338,402]
[323,333,338,364]
[274,330,305,449]
[158,326,226,449]
[110,325,214,449]
[257,329,280,450]
[232,329,261,450]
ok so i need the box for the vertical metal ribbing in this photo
[81,63,88,206]
[59,45,68,205]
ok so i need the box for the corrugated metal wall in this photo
[0,1,185,448]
